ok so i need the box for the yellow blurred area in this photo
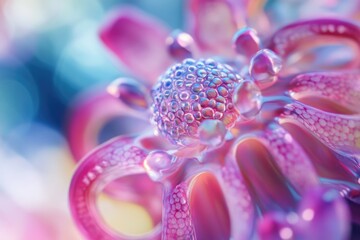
[97,193,155,236]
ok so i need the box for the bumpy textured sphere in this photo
[151,58,242,145]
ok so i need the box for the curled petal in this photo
[220,160,255,239]
[100,7,173,83]
[187,0,243,56]
[268,19,360,72]
[162,182,196,240]
[281,101,360,155]
[67,89,149,161]
[234,137,298,212]
[289,71,360,113]
[258,123,319,194]
[69,136,162,240]
[280,122,359,189]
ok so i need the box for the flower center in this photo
[151,58,242,145]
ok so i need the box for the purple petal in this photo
[187,0,243,56]
[268,19,360,72]
[289,71,360,113]
[259,123,319,194]
[100,7,173,83]
[296,187,350,240]
[281,101,360,155]
[257,212,293,240]
[69,136,162,239]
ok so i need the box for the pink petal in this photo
[187,0,244,56]
[162,182,196,239]
[268,19,360,73]
[281,101,360,155]
[69,136,162,240]
[259,123,319,194]
[100,7,173,83]
[280,122,358,187]
[220,160,255,239]
[289,71,360,113]
[235,138,298,212]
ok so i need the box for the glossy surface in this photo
[69,9,360,240]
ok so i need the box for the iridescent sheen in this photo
[68,7,360,240]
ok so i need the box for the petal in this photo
[220,159,255,239]
[187,0,244,56]
[296,187,350,240]
[189,173,231,240]
[268,19,360,73]
[280,122,359,187]
[234,137,298,212]
[67,89,149,161]
[100,7,173,83]
[162,182,196,239]
[69,136,162,240]
[289,71,360,113]
[258,123,319,194]
[281,101,360,155]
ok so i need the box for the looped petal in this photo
[187,0,244,56]
[69,136,162,240]
[268,19,360,73]
[289,71,360,113]
[100,7,173,83]
[67,89,149,161]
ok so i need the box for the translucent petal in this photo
[100,7,173,83]
[281,101,360,155]
[268,19,360,73]
[258,123,319,194]
[187,0,242,56]
[289,71,360,113]
[69,136,162,239]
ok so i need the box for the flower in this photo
[69,1,360,239]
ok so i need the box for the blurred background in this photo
[1,0,359,239]
[0,0,183,239]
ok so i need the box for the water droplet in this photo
[198,120,227,147]
[144,150,173,181]
[179,91,190,101]
[206,89,218,99]
[166,30,194,61]
[249,49,282,89]
[184,113,195,123]
[233,81,262,120]
[197,69,207,78]
[232,27,261,59]
[107,78,149,110]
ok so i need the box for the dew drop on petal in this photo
[107,78,149,110]
[144,150,173,181]
[198,119,227,147]
[249,49,282,89]
[233,81,262,120]
[232,27,261,59]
